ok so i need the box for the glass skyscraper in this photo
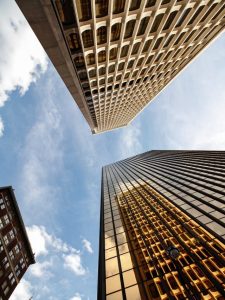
[98,151,225,299]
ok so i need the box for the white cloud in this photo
[82,239,93,254]
[70,293,82,300]
[0,117,4,137]
[0,0,47,107]
[29,260,53,278]
[26,225,75,257]
[119,123,143,158]
[63,253,86,276]
[19,73,65,220]
[9,279,33,300]
[26,225,48,257]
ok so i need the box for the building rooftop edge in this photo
[0,186,35,264]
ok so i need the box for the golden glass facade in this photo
[98,151,225,299]
[16,1,225,133]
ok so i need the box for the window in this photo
[3,235,9,245]
[96,0,108,18]
[109,48,118,60]
[124,20,135,39]
[98,50,106,63]
[9,229,15,240]
[150,13,164,33]
[113,0,125,14]
[82,30,94,48]
[129,0,141,11]
[0,219,3,229]
[111,23,121,42]
[131,42,141,55]
[9,250,15,260]
[74,55,85,69]
[137,17,150,36]
[97,26,107,45]
[86,53,95,65]
[76,0,92,21]
[121,45,129,57]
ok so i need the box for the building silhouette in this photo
[0,187,34,300]
[98,151,225,299]
[16,1,225,133]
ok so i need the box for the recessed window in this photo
[137,57,144,66]
[74,55,85,69]
[86,53,95,65]
[142,39,151,53]
[163,11,178,31]
[111,23,121,42]
[67,33,81,51]
[146,0,156,8]
[113,0,125,14]
[89,69,96,78]
[150,13,164,33]
[82,30,94,48]
[95,0,108,18]
[118,62,125,71]
[76,0,92,21]
[127,60,134,69]
[97,26,107,45]
[137,16,150,35]
[110,48,118,60]
[98,50,106,63]
[131,42,140,55]
[124,20,136,39]
[99,67,106,76]
[109,64,115,73]
[129,0,141,11]
[121,45,129,57]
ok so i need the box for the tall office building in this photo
[16,1,225,133]
[0,186,34,300]
[98,151,225,299]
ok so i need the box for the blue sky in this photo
[0,1,225,299]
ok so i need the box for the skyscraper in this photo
[16,1,225,133]
[0,186,34,300]
[98,151,225,299]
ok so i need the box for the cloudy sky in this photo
[0,1,225,299]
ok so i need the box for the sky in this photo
[0,1,225,299]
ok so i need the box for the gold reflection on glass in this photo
[106,274,121,294]
[125,284,141,300]
[106,257,119,277]
[116,232,127,245]
[105,247,117,260]
[105,229,114,238]
[120,252,133,272]
[116,226,124,234]
[123,269,137,287]
[105,222,113,231]
[106,291,123,300]
[118,243,129,255]
[105,235,115,250]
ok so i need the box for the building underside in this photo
[16,0,225,133]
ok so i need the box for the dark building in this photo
[0,186,34,300]
[98,151,225,299]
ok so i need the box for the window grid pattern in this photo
[55,0,225,133]
[0,188,34,300]
[98,151,225,299]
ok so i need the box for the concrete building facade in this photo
[98,151,225,299]
[16,0,225,133]
[0,187,34,300]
